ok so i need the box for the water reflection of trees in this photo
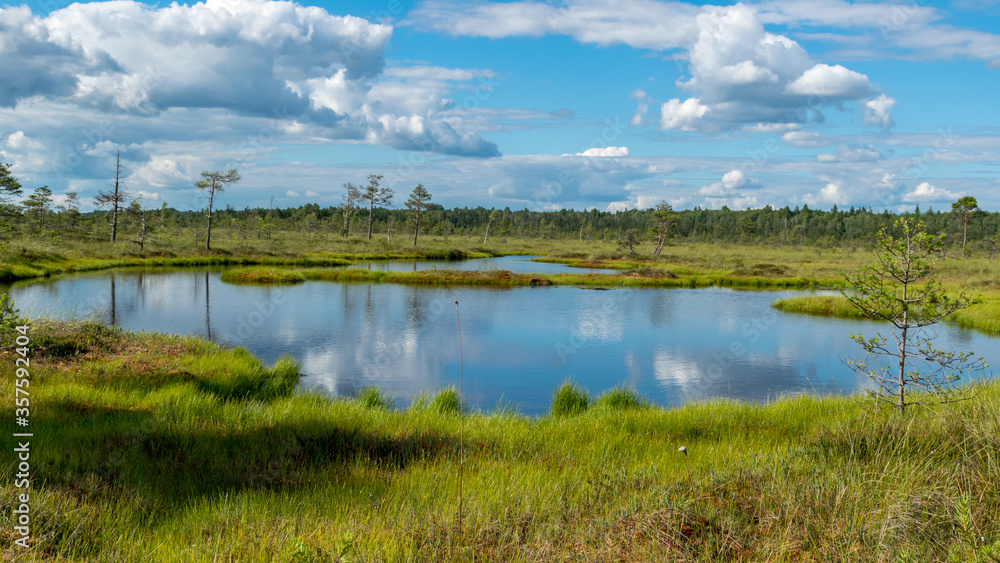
[107,273,149,325]
[105,270,214,340]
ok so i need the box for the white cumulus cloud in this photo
[698,169,755,196]
[902,182,960,202]
[816,144,887,162]
[785,64,873,97]
[575,146,630,157]
[660,98,709,131]
[800,182,848,208]
[864,94,897,131]
[0,0,501,177]
[698,169,762,209]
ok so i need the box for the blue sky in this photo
[1,0,998,213]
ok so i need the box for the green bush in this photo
[551,381,589,417]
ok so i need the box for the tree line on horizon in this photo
[2,161,998,254]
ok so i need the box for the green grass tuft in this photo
[594,386,650,411]
[428,386,463,414]
[357,387,394,410]
[551,380,589,416]
[197,352,302,401]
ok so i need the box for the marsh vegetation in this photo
[2,320,999,561]
[2,185,1000,560]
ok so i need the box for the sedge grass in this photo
[593,386,651,411]
[358,386,395,410]
[551,380,589,416]
[771,295,868,320]
[772,292,1000,336]
[219,266,306,285]
[3,320,1000,561]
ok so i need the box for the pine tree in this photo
[842,219,986,411]
[406,184,432,247]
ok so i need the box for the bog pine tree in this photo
[195,168,240,250]
[842,219,987,411]
[406,184,432,247]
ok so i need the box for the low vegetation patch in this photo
[729,262,789,277]
[299,268,554,287]
[951,300,1000,335]
[220,266,306,285]
[623,266,679,278]
[771,295,868,320]
[771,293,1000,336]
[427,387,464,415]
[0,254,353,283]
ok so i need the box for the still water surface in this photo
[5,261,996,415]
[349,255,612,274]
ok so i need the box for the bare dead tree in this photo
[340,182,361,238]
[94,151,128,242]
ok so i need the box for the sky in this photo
[1,0,998,213]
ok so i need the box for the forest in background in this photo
[4,162,998,253]
[7,197,1000,254]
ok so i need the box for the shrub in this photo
[0,292,22,348]
[730,262,789,277]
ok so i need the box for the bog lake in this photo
[4,255,997,415]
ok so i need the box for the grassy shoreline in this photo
[772,294,1000,336]
[4,237,999,334]
[3,320,999,561]
[0,244,500,284]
